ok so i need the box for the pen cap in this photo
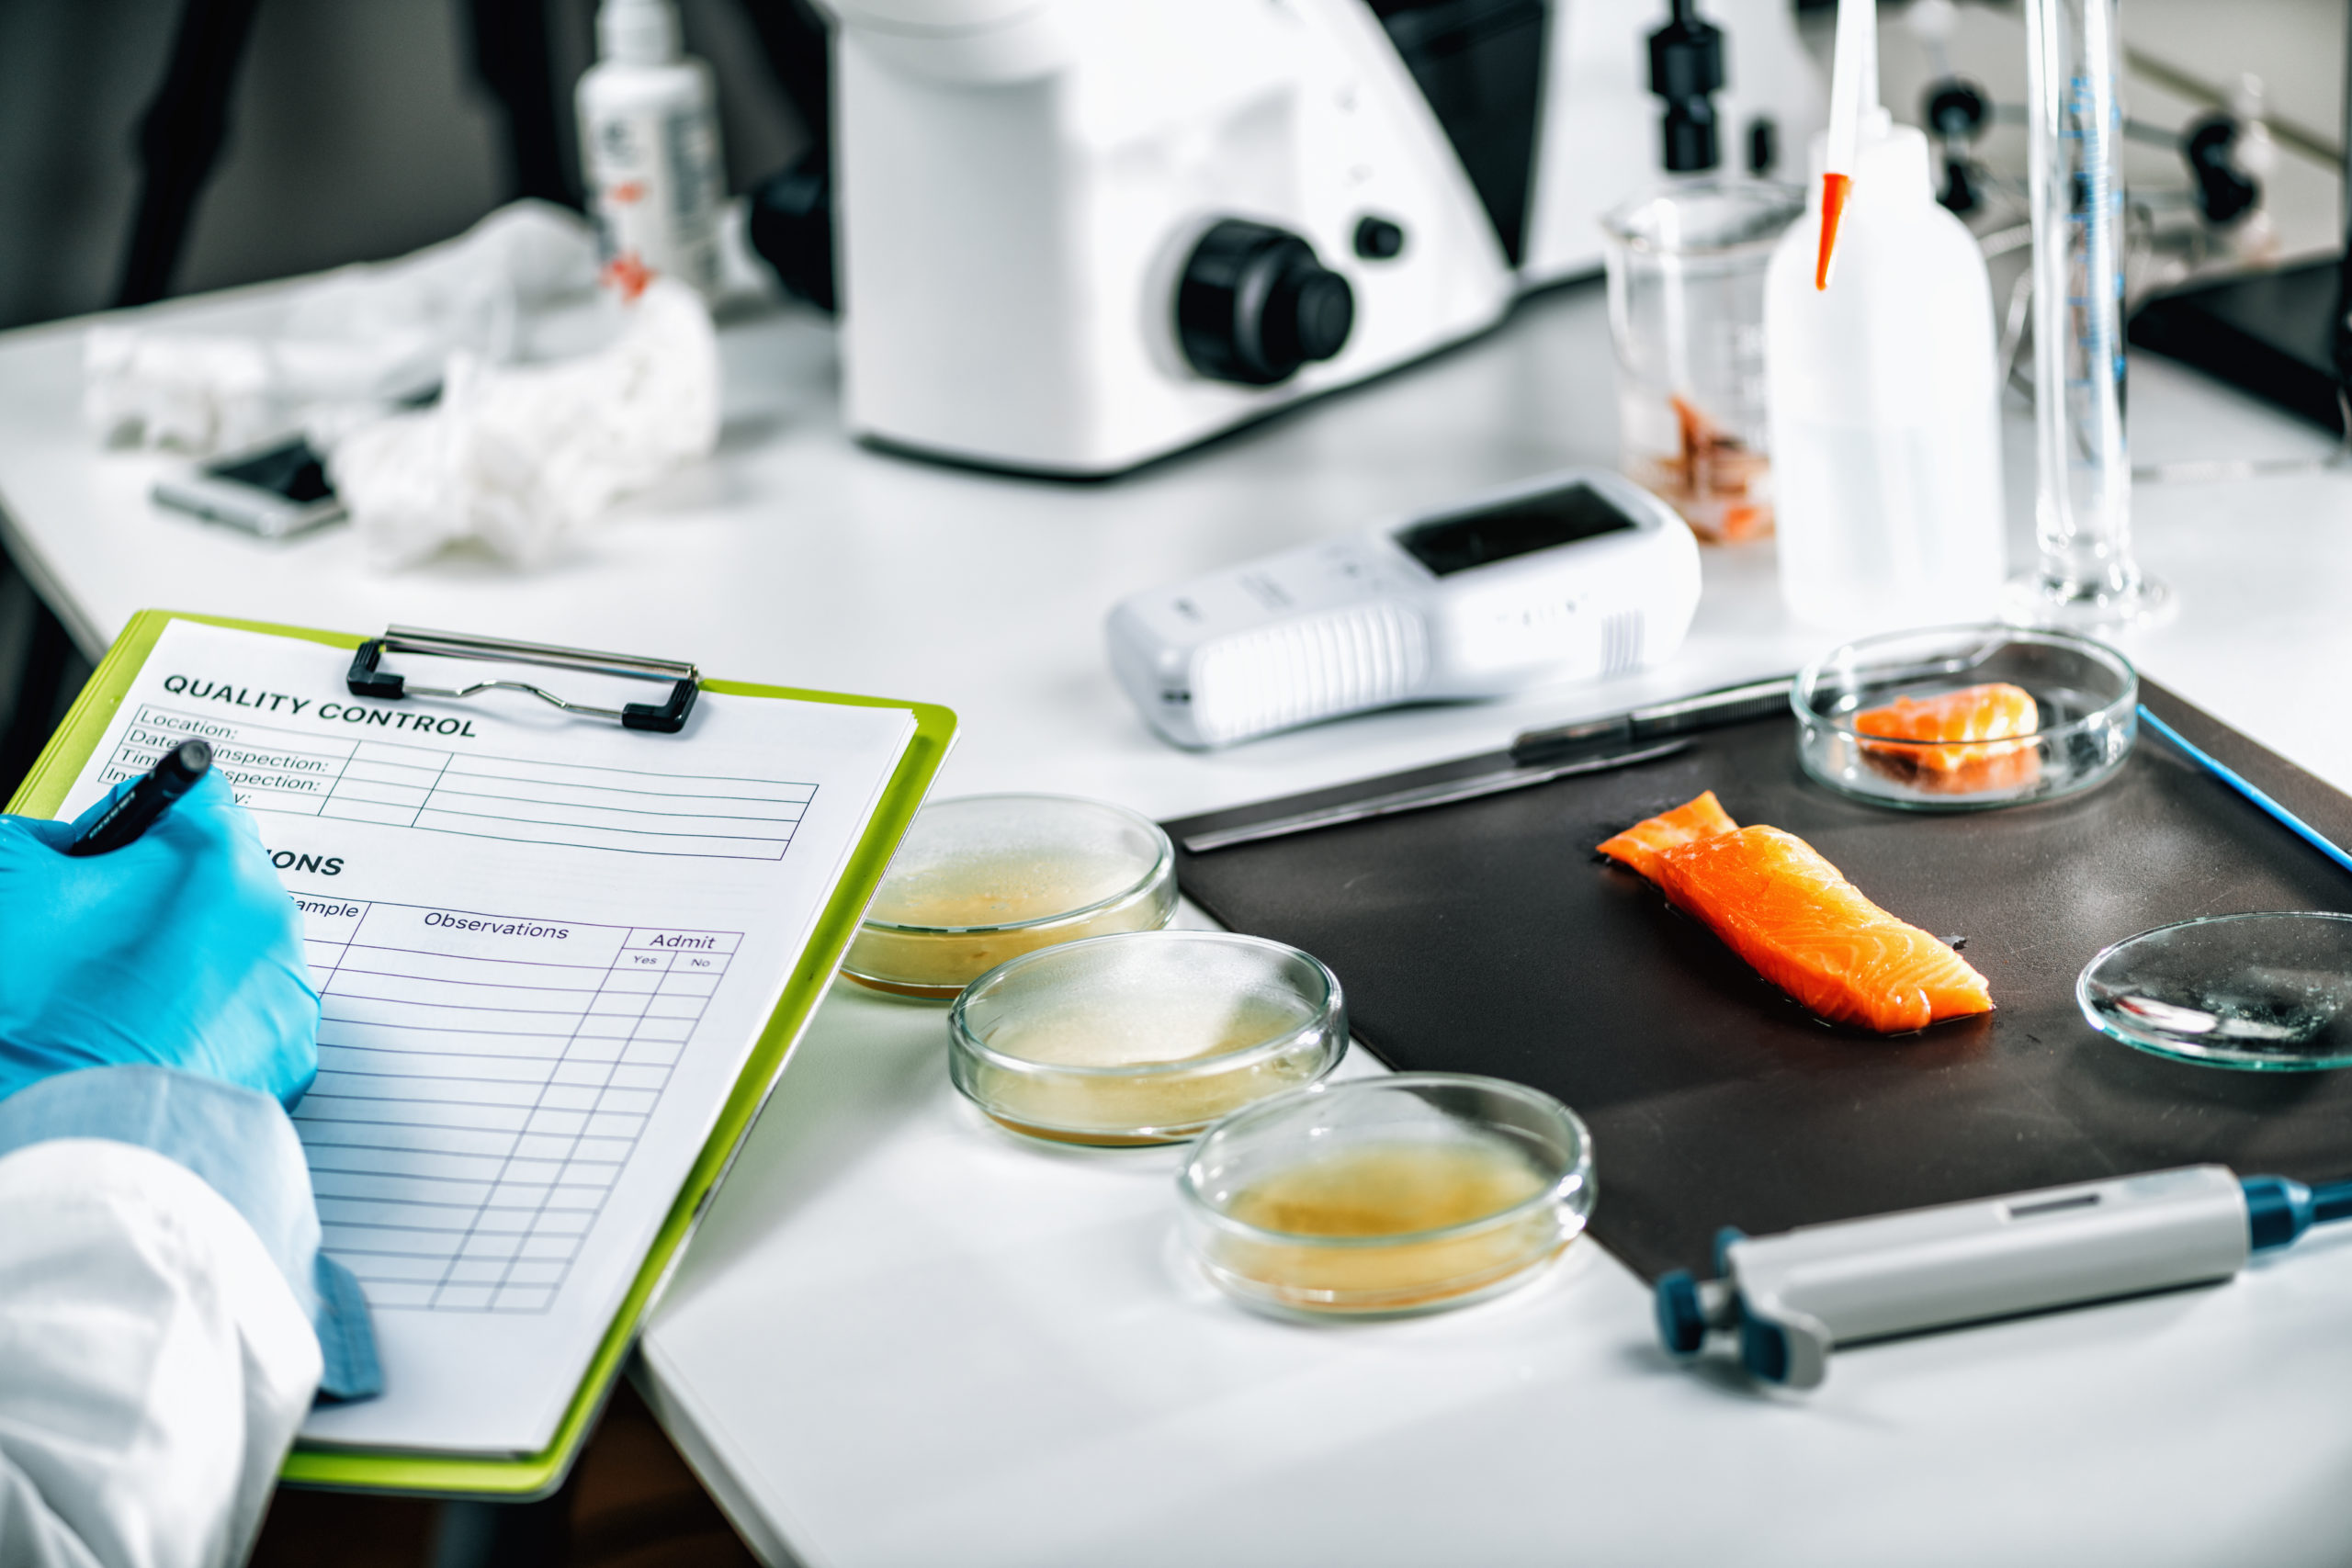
[157,739,213,796]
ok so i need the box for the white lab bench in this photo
[6,273,2352,1566]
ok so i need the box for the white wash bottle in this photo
[1764,109,2006,632]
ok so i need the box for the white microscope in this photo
[814,0,1822,476]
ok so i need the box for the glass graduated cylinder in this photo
[2010,0,2170,626]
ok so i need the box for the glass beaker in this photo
[1603,179,1804,544]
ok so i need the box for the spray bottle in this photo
[1763,0,2005,632]
[577,0,727,299]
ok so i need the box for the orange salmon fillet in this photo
[1595,789,1740,881]
[1597,795,1993,1033]
[1854,682,2040,775]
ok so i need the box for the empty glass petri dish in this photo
[2078,911,2352,1070]
[843,794,1178,1000]
[1178,1074,1595,1318]
[948,931,1347,1145]
[1792,624,2137,810]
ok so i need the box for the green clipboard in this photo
[9,609,956,1498]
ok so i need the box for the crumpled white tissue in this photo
[326,276,719,566]
[85,200,599,456]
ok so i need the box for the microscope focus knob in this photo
[1177,220,1355,386]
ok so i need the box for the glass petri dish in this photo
[1792,624,2137,810]
[2078,911,2352,1071]
[948,931,1347,1145]
[843,794,1178,1000]
[1178,1074,1595,1318]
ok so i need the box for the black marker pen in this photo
[67,739,212,856]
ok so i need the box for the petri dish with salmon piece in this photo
[1792,625,2137,810]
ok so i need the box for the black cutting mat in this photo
[1167,682,2352,1282]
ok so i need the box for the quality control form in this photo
[56,620,922,1457]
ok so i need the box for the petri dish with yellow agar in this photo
[1179,1074,1594,1317]
[843,794,1178,1000]
[947,931,1346,1146]
[1792,625,2137,811]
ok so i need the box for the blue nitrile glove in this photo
[0,770,319,1106]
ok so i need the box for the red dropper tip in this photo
[1814,173,1851,291]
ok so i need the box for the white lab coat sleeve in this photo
[0,1136,322,1568]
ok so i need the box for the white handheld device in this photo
[1105,468,1702,749]
[1657,1166,2352,1388]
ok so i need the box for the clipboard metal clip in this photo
[346,626,700,733]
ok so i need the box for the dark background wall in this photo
[0,0,813,333]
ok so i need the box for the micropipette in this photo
[1814,0,1878,289]
[1656,1165,2352,1388]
